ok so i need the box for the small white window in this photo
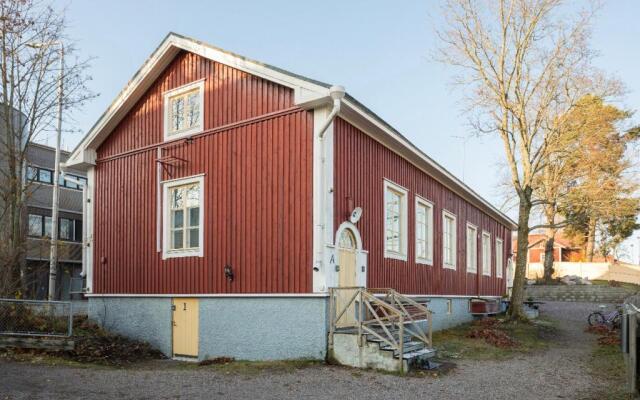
[482,231,492,276]
[466,223,478,273]
[447,299,453,314]
[442,210,457,269]
[415,196,433,265]
[163,80,205,141]
[496,238,504,278]
[162,175,204,259]
[384,180,408,260]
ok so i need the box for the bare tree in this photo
[436,0,619,319]
[0,0,94,298]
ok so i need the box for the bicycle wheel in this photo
[588,312,605,326]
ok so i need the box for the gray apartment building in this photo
[25,142,86,300]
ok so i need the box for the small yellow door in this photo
[172,298,199,358]
[338,249,357,287]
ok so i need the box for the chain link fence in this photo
[0,298,73,337]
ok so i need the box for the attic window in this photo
[163,80,205,141]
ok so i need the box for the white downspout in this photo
[318,85,346,139]
[314,85,345,292]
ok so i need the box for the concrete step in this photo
[402,347,436,360]
[379,340,424,354]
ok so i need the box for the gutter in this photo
[318,85,345,138]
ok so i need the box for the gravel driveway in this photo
[0,301,609,400]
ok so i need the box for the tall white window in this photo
[415,197,433,265]
[496,238,504,278]
[164,80,205,141]
[442,210,457,269]
[466,223,478,273]
[384,180,408,260]
[482,231,492,276]
[163,175,204,259]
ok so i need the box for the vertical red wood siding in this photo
[93,51,313,294]
[333,118,511,296]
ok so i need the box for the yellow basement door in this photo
[172,298,199,358]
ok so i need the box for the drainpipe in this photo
[318,85,345,138]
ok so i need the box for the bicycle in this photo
[587,304,622,329]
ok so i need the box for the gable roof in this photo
[66,32,517,230]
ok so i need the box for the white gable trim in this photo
[66,33,330,168]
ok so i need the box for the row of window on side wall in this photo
[383,179,505,277]
[27,214,82,242]
[27,166,87,190]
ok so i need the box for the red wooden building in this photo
[67,33,516,364]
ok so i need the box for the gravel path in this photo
[0,301,609,400]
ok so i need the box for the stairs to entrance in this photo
[328,288,436,372]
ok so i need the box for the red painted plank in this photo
[93,51,311,294]
[333,118,510,296]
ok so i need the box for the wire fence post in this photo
[625,302,640,396]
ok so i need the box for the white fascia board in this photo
[66,33,330,168]
[338,99,517,231]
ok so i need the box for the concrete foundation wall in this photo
[427,297,475,331]
[88,295,477,363]
[88,297,172,356]
[88,296,328,361]
[198,297,328,361]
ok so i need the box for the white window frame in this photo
[162,175,205,259]
[383,179,408,261]
[482,231,492,276]
[415,196,434,265]
[163,79,205,141]
[496,238,504,278]
[466,223,478,274]
[442,210,457,270]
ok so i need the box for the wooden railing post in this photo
[629,310,637,395]
[428,310,433,348]
[328,288,335,349]
[358,288,363,347]
[399,315,405,373]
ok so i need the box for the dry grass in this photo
[433,317,556,361]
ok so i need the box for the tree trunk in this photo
[543,235,555,283]
[586,217,597,262]
[508,188,532,321]
[542,225,556,283]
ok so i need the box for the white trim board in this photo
[85,293,330,298]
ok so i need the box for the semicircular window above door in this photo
[338,228,357,250]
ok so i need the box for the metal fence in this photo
[623,299,640,396]
[0,298,73,337]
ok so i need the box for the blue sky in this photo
[50,0,640,261]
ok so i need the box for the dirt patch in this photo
[585,324,621,346]
[0,317,164,366]
[198,356,235,366]
[466,319,517,348]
